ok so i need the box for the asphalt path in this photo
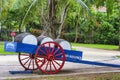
[74,46,120,61]
[0,47,120,80]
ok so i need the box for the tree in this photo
[13,0,89,38]
[1,0,120,50]
[0,0,17,40]
[18,0,117,38]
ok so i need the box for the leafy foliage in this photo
[0,0,120,47]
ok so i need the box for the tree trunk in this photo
[18,19,22,33]
[20,0,37,33]
[118,26,120,50]
[0,22,2,40]
[74,15,79,42]
[0,0,2,40]
[118,1,120,50]
[43,0,56,38]
[119,40,120,50]
[57,21,65,39]
[42,0,69,39]
[57,1,69,39]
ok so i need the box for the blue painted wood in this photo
[67,59,120,68]
[65,50,83,62]
[4,42,37,54]
[4,42,18,52]
[16,42,37,54]
[4,42,120,68]
[82,60,120,67]
[9,70,33,74]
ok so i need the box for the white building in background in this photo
[92,6,106,12]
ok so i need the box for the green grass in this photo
[11,73,120,80]
[117,56,120,58]
[0,42,17,55]
[72,43,119,50]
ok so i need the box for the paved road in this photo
[0,47,120,80]
[74,46,120,61]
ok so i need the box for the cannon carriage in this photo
[5,32,80,74]
[4,32,120,74]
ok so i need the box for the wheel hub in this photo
[47,54,54,61]
[30,54,35,59]
[35,42,65,74]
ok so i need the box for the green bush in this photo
[62,33,85,43]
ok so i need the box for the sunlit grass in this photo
[11,73,120,80]
[72,43,119,50]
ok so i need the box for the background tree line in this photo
[0,0,120,49]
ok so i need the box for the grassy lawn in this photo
[12,73,120,80]
[72,43,119,50]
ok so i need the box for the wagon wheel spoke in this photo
[43,44,48,53]
[53,48,60,55]
[28,59,32,69]
[18,53,38,70]
[21,56,30,61]
[38,45,47,56]
[23,58,30,65]
[20,54,29,56]
[44,61,50,71]
[36,54,47,58]
[50,62,52,72]
[35,42,65,74]
[51,61,57,71]
[38,49,46,56]
[53,60,61,67]
[36,58,43,63]
[54,58,64,61]
[48,42,51,53]
[54,53,63,57]
[32,59,35,69]
[36,58,46,65]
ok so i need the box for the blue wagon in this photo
[4,41,120,74]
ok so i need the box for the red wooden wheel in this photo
[18,53,38,70]
[35,42,66,74]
